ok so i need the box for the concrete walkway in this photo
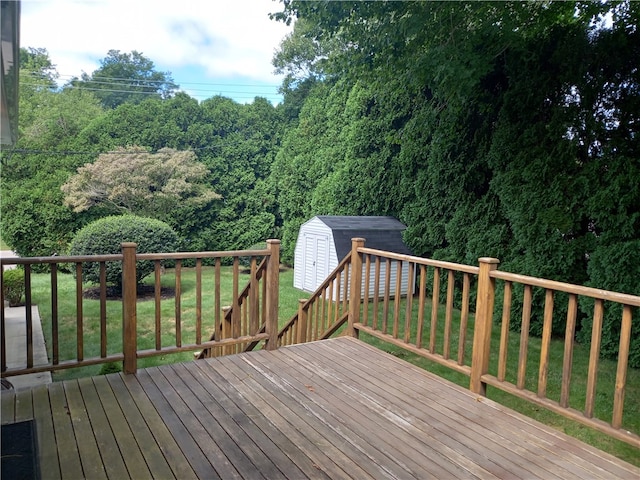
[2,249,52,390]
[3,305,52,390]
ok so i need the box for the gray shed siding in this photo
[294,216,414,297]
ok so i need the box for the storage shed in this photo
[293,216,414,295]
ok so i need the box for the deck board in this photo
[2,337,639,479]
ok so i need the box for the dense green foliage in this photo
[1,2,639,364]
[270,0,640,364]
[68,215,178,287]
[2,268,24,306]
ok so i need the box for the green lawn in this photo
[27,266,639,466]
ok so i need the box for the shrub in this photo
[69,215,178,288]
[99,362,122,375]
[2,268,24,306]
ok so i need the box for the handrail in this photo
[198,256,268,358]
[1,241,280,376]
[276,254,353,346]
[1,238,637,448]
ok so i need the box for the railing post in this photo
[265,239,280,350]
[470,257,499,395]
[297,299,308,344]
[348,238,365,338]
[122,242,138,374]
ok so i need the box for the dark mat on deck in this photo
[1,419,40,480]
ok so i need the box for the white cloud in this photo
[21,0,293,84]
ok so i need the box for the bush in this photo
[69,215,178,288]
[2,268,24,306]
[99,362,122,375]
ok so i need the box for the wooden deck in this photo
[2,337,639,479]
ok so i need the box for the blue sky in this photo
[20,0,294,104]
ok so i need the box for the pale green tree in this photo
[61,146,220,224]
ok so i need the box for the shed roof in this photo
[315,216,412,260]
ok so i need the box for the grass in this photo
[0,237,11,250]
[27,266,640,466]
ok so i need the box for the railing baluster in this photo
[403,262,414,344]
[196,258,202,345]
[100,262,107,358]
[154,260,162,351]
[51,264,59,365]
[363,254,371,326]
[25,264,33,369]
[175,260,182,348]
[75,262,83,363]
[382,258,391,334]
[429,267,440,354]
[538,289,554,398]
[585,299,604,418]
[393,261,402,339]
[497,281,512,381]
[232,257,240,340]
[250,257,258,335]
[443,269,454,359]
[215,258,221,342]
[416,265,427,349]
[517,285,533,390]
[373,257,381,330]
[612,305,632,429]
[457,272,471,366]
[560,294,578,407]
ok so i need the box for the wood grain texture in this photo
[1,337,638,479]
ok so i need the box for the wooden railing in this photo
[478,263,640,448]
[198,256,268,358]
[277,238,639,449]
[277,254,353,347]
[2,235,638,448]
[0,240,281,376]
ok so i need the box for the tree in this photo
[68,50,178,108]
[61,147,220,224]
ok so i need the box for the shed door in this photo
[303,234,329,291]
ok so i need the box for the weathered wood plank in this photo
[48,381,84,479]
[219,354,377,478]
[91,375,153,479]
[311,340,565,479]
[14,387,33,422]
[205,357,346,479]
[119,372,197,479]
[103,373,176,480]
[1,390,15,423]
[76,377,130,479]
[134,367,228,479]
[4,336,638,480]
[169,362,292,479]
[191,358,332,479]
[157,363,272,479]
[277,343,506,479]
[62,379,107,479]
[250,348,468,479]
[331,338,638,479]
[31,385,61,480]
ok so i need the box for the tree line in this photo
[1,1,638,365]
